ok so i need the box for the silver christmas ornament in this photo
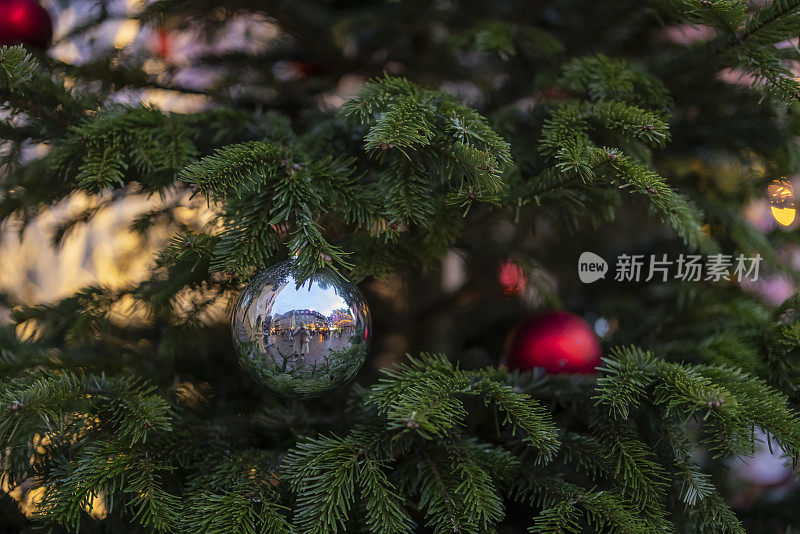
[232,260,371,398]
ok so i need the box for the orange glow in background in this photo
[768,179,796,227]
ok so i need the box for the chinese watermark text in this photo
[578,252,761,283]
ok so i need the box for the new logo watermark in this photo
[578,252,762,283]
[578,252,609,283]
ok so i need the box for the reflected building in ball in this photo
[232,260,371,397]
[272,309,329,333]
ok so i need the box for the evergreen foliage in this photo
[3,0,800,531]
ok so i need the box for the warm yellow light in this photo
[15,320,42,342]
[85,492,108,519]
[768,179,796,227]
[114,19,140,49]
[771,206,796,226]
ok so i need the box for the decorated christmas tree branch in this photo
[3,0,800,529]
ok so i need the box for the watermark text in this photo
[578,252,762,283]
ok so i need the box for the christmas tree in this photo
[3,0,800,532]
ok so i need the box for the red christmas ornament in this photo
[506,311,602,374]
[154,26,170,59]
[0,0,53,50]
[498,259,526,295]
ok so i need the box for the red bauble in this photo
[154,27,170,59]
[498,259,526,295]
[506,311,602,374]
[0,0,52,50]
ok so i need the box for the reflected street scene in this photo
[232,260,371,397]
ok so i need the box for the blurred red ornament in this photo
[295,61,323,76]
[506,311,602,374]
[535,86,571,100]
[154,26,170,59]
[498,260,526,295]
[273,61,324,82]
[0,0,52,50]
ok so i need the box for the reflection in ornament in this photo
[768,179,796,227]
[231,260,371,398]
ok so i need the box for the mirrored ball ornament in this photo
[232,261,371,398]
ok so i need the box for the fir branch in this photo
[443,439,506,530]
[34,441,179,532]
[283,425,413,534]
[595,346,661,420]
[181,452,291,534]
[592,415,672,527]
[363,95,435,155]
[740,0,800,45]
[515,477,657,533]
[416,447,480,534]
[593,147,703,247]
[460,22,564,59]
[53,106,199,192]
[596,346,800,459]
[0,46,37,91]
[686,491,745,533]
[180,141,289,199]
[698,365,800,458]
[529,501,583,534]
[366,353,560,459]
[559,55,672,110]
[0,372,172,448]
[655,0,746,34]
